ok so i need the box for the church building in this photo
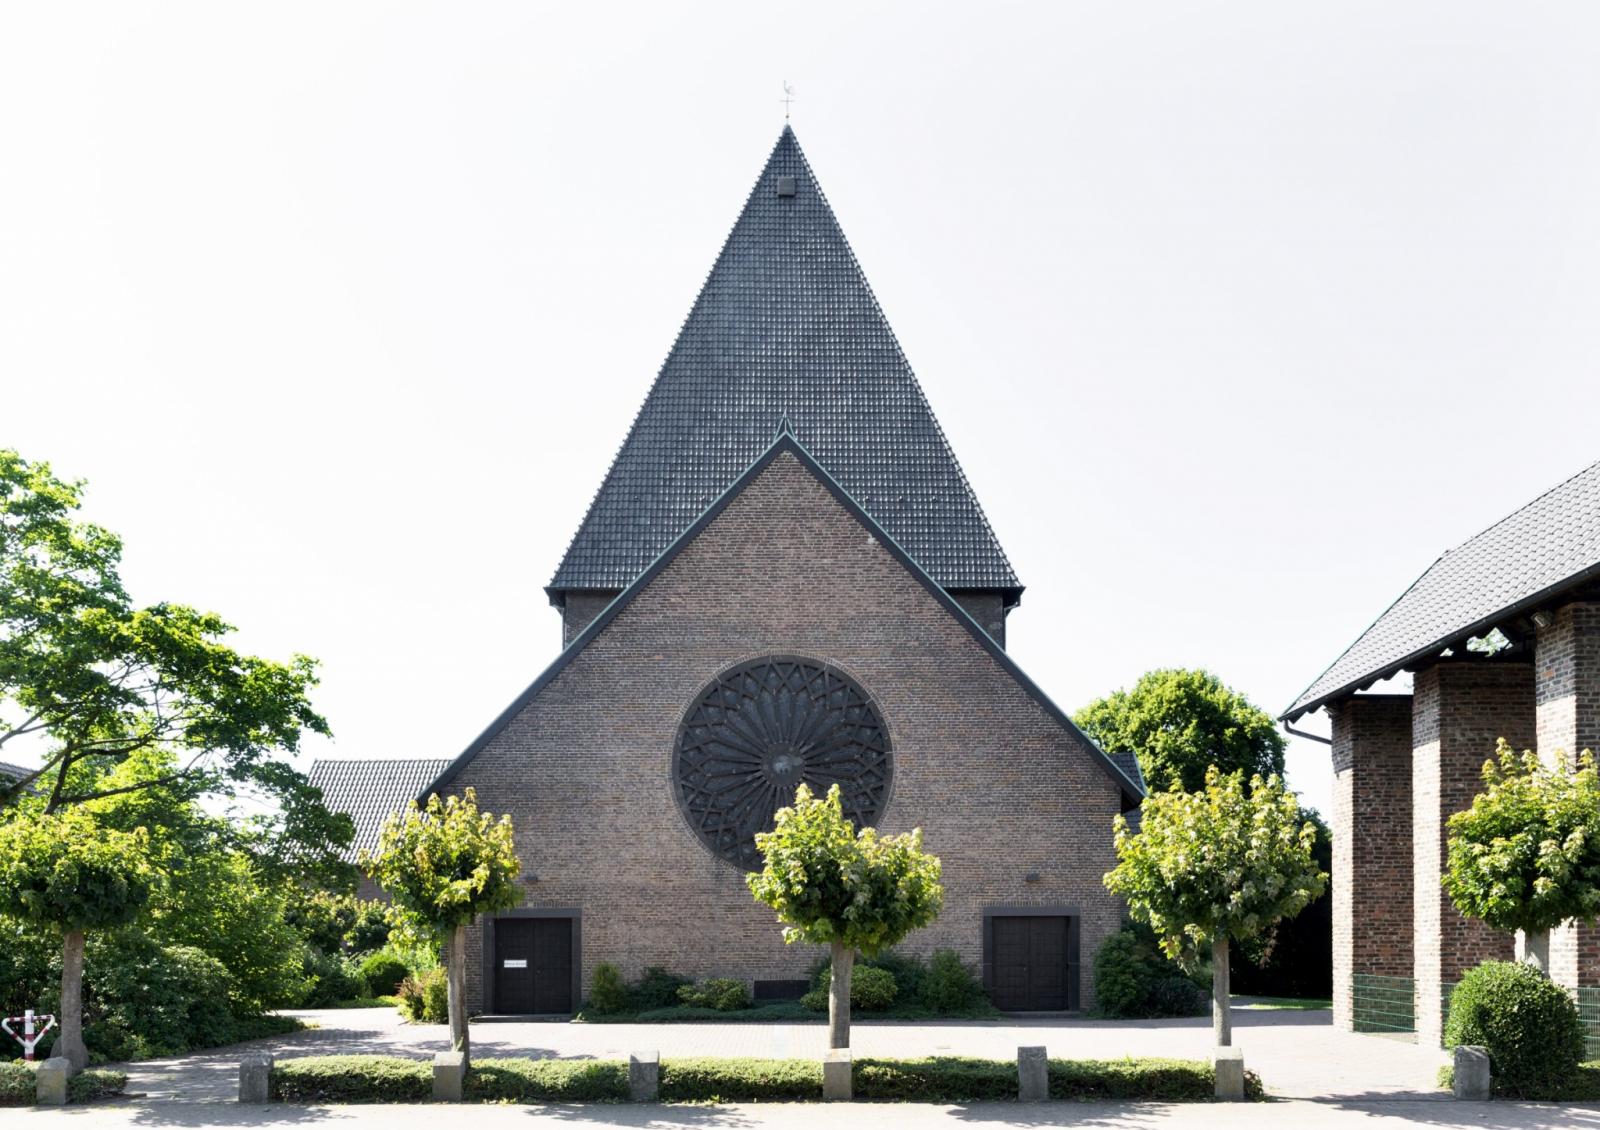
[403,127,1142,1016]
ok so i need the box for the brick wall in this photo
[558,590,621,646]
[449,452,1126,1014]
[1412,661,1531,1045]
[1329,695,1413,1032]
[948,591,1008,648]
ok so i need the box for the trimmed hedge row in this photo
[269,1053,1262,1103]
[0,1063,128,1107]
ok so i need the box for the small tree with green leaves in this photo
[1104,767,1325,1046]
[747,784,943,1049]
[362,789,520,1063]
[1443,740,1600,973]
[0,808,154,1070]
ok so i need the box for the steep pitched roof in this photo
[435,433,1138,804]
[1283,458,1600,721]
[307,758,454,862]
[549,126,1020,597]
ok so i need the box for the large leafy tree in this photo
[363,789,521,1064]
[0,807,154,1069]
[1074,668,1285,793]
[747,784,943,1049]
[1104,767,1325,1046]
[0,449,333,825]
[1443,740,1600,973]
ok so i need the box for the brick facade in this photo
[1411,661,1530,1045]
[948,591,1009,648]
[447,451,1126,1014]
[559,590,620,646]
[1329,696,1413,1032]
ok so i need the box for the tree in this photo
[0,450,334,826]
[0,807,154,1069]
[747,784,943,1049]
[362,789,521,1063]
[1074,668,1285,793]
[1103,767,1325,1047]
[1443,740,1600,973]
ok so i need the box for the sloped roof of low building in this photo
[1283,458,1600,721]
[307,758,454,862]
[549,126,1020,597]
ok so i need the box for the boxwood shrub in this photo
[465,1058,628,1102]
[271,1056,432,1103]
[1445,960,1586,1099]
[658,1057,821,1101]
[0,1064,127,1107]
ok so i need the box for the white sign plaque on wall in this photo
[502,959,528,969]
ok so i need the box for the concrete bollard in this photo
[239,1053,274,1103]
[1214,1047,1245,1101]
[35,1057,71,1106]
[1017,1045,1049,1101]
[822,1048,852,1101]
[432,1050,466,1102]
[628,1050,660,1102]
[1453,1045,1492,1101]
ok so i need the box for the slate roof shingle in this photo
[307,758,455,863]
[1283,458,1600,721]
[549,125,1020,596]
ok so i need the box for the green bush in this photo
[467,1058,628,1102]
[271,1056,431,1103]
[799,987,826,1011]
[851,965,898,1011]
[397,967,448,1023]
[659,1057,821,1101]
[1446,960,1585,1099]
[1,1064,127,1107]
[1050,1057,1261,1101]
[82,937,241,1061]
[588,962,629,1014]
[0,1063,33,1106]
[921,949,986,1012]
[300,948,370,1007]
[630,966,690,1011]
[345,902,391,955]
[808,948,993,1016]
[1092,925,1208,1019]
[676,977,750,1011]
[855,1057,1014,1101]
[358,952,409,998]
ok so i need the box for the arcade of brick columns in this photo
[1331,602,1600,1047]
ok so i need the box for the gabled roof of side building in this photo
[307,757,455,863]
[548,125,1020,598]
[1283,457,1600,722]
[433,431,1139,805]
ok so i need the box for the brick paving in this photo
[113,1000,1450,1104]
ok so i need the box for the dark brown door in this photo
[990,915,1075,1011]
[494,918,573,1014]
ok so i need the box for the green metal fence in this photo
[1352,974,1415,1033]
[1577,988,1600,1059]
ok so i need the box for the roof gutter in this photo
[1283,721,1331,747]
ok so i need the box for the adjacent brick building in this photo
[318,127,1142,1016]
[1284,459,1600,1047]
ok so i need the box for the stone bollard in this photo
[239,1053,274,1103]
[1453,1045,1492,1101]
[432,1050,466,1102]
[35,1057,71,1106]
[1017,1045,1049,1102]
[629,1050,660,1102]
[1214,1047,1245,1101]
[822,1048,852,1101]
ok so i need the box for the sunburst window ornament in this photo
[672,656,892,870]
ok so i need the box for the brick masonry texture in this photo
[1329,696,1413,1032]
[447,452,1126,1014]
[560,591,620,646]
[1411,661,1530,1046]
[948,592,1008,648]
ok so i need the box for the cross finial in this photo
[780,81,797,121]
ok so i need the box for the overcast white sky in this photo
[6,2,1600,819]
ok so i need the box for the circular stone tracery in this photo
[673,657,892,870]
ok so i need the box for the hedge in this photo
[269,1053,1261,1103]
[1441,1061,1600,1103]
[0,1063,128,1107]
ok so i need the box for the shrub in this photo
[1,1063,128,1107]
[467,1058,628,1102]
[1445,960,1586,1099]
[1093,925,1207,1019]
[1049,1057,1261,1101]
[345,902,391,955]
[855,1057,1014,1101]
[850,965,897,1011]
[659,1057,821,1101]
[397,967,448,1023]
[676,978,750,1011]
[588,963,629,1015]
[799,987,827,1012]
[358,952,410,998]
[630,966,689,1011]
[300,948,370,1008]
[864,950,926,1001]
[920,949,986,1012]
[82,937,240,1061]
[271,1056,431,1103]
[0,1063,32,1107]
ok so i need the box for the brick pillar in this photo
[1329,696,1414,1033]
[1412,661,1532,1046]
[1535,603,1600,997]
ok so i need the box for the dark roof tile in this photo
[307,758,455,863]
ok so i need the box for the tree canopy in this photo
[1073,668,1285,793]
[0,806,153,932]
[1444,741,1600,939]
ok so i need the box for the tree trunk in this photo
[446,924,470,1065]
[1518,927,1551,974]
[1212,936,1232,1048]
[58,929,88,1072]
[828,941,854,1050]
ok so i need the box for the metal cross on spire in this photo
[780,81,797,120]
